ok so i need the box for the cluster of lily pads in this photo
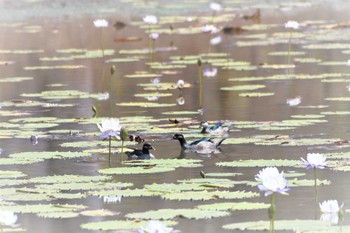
[2,0,350,232]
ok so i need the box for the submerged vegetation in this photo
[1,0,350,232]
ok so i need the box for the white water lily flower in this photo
[286,96,301,106]
[0,211,18,227]
[320,200,343,213]
[93,19,109,28]
[149,33,159,40]
[177,79,185,89]
[320,213,339,225]
[301,153,328,170]
[285,20,299,30]
[103,195,122,203]
[97,118,122,139]
[143,15,158,24]
[177,96,185,105]
[210,2,222,11]
[138,220,173,233]
[202,24,218,33]
[255,167,290,196]
[203,67,218,78]
[210,35,222,45]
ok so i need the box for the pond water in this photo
[1,0,350,232]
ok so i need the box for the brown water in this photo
[1,0,350,232]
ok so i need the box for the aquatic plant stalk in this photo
[287,30,292,67]
[313,167,318,219]
[269,193,276,233]
[99,28,106,89]
[198,59,203,109]
[108,135,112,165]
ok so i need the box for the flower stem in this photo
[269,193,276,233]
[120,140,125,162]
[287,30,292,78]
[313,167,318,219]
[100,28,106,90]
[198,64,203,109]
[108,136,112,166]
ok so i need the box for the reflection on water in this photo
[1,0,350,232]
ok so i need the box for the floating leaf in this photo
[162,111,199,115]
[80,209,118,217]
[239,92,274,97]
[0,77,33,83]
[24,65,85,70]
[98,166,175,175]
[29,175,112,184]
[21,90,108,100]
[125,73,161,79]
[126,208,230,220]
[0,204,86,214]
[197,202,269,211]
[123,159,202,168]
[37,212,79,218]
[116,102,176,108]
[217,159,300,168]
[162,190,259,201]
[223,220,332,231]
[221,85,266,91]
[81,220,177,231]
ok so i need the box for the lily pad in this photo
[223,220,331,231]
[217,159,300,168]
[197,202,269,211]
[221,85,266,91]
[116,102,176,108]
[126,208,230,220]
[98,166,175,175]
[81,220,177,231]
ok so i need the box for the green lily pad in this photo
[37,211,79,218]
[0,204,86,214]
[239,92,274,97]
[24,65,85,70]
[221,85,266,91]
[223,220,331,231]
[116,102,176,108]
[21,90,109,100]
[81,220,177,231]
[126,208,230,220]
[9,151,91,160]
[98,166,175,175]
[197,202,269,211]
[125,73,161,78]
[0,77,33,83]
[162,190,259,201]
[216,159,300,168]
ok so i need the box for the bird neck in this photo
[177,137,188,149]
[142,147,149,154]
[200,126,207,134]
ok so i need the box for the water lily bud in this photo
[120,127,128,141]
[110,65,116,75]
[200,171,206,178]
[197,58,202,66]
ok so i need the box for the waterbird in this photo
[200,121,230,135]
[172,133,225,150]
[125,143,155,160]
